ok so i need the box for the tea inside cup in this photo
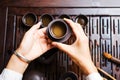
[22,13,37,27]
[51,21,67,39]
[75,14,88,27]
[40,14,54,27]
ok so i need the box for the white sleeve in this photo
[86,72,103,80]
[0,68,23,80]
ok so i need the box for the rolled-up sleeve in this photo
[0,69,23,80]
[86,72,103,80]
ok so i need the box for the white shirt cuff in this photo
[0,68,23,80]
[86,72,103,80]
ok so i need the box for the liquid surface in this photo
[51,23,66,38]
[25,15,36,26]
[42,16,53,27]
[77,18,85,26]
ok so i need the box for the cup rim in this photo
[47,19,72,42]
[59,71,78,80]
[49,19,68,39]
[75,14,88,27]
[58,14,71,19]
[22,12,37,27]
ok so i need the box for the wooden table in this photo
[0,0,120,80]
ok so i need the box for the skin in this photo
[6,22,53,74]
[6,19,98,76]
[52,18,98,75]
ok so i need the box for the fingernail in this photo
[38,21,42,25]
[63,18,67,20]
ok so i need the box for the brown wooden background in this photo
[1,0,120,80]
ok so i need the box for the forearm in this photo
[77,59,103,80]
[83,63,103,80]
[6,54,28,74]
[79,61,98,75]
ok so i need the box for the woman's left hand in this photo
[16,22,53,61]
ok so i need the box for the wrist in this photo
[16,47,26,56]
[86,72,103,80]
[6,54,28,74]
[79,60,98,75]
[14,51,31,63]
[84,62,98,75]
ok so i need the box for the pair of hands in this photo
[17,18,97,75]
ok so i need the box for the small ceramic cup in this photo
[40,14,54,27]
[22,13,37,27]
[75,14,88,28]
[59,71,78,80]
[59,14,71,19]
[37,48,58,64]
[46,19,72,42]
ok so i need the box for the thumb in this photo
[52,42,70,53]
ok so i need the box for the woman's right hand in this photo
[52,18,98,75]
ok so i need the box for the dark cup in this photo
[59,14,71,19]
[23,71,42,80]
[37,48,58,64]
[46,19,72,42]
[75,14,88,28]
[59,71,78,80]
[22,13,37,27]
[40,14,54,27]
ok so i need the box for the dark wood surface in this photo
[1,0,120,80]
[1,0,120,7]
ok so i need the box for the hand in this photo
[16,22,53,61]
[52,18,98,75]
[7,22,53,74]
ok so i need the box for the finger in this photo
[64,18,80,38]
[64,18,87,40]
[38,27,47,34]
[52,42,69,53]
[74,23,86,37]
[47,38,52,44]
[29,21,42,32]
[47,43,54,49]
[37,27,47,37]
[64,18,77,32]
